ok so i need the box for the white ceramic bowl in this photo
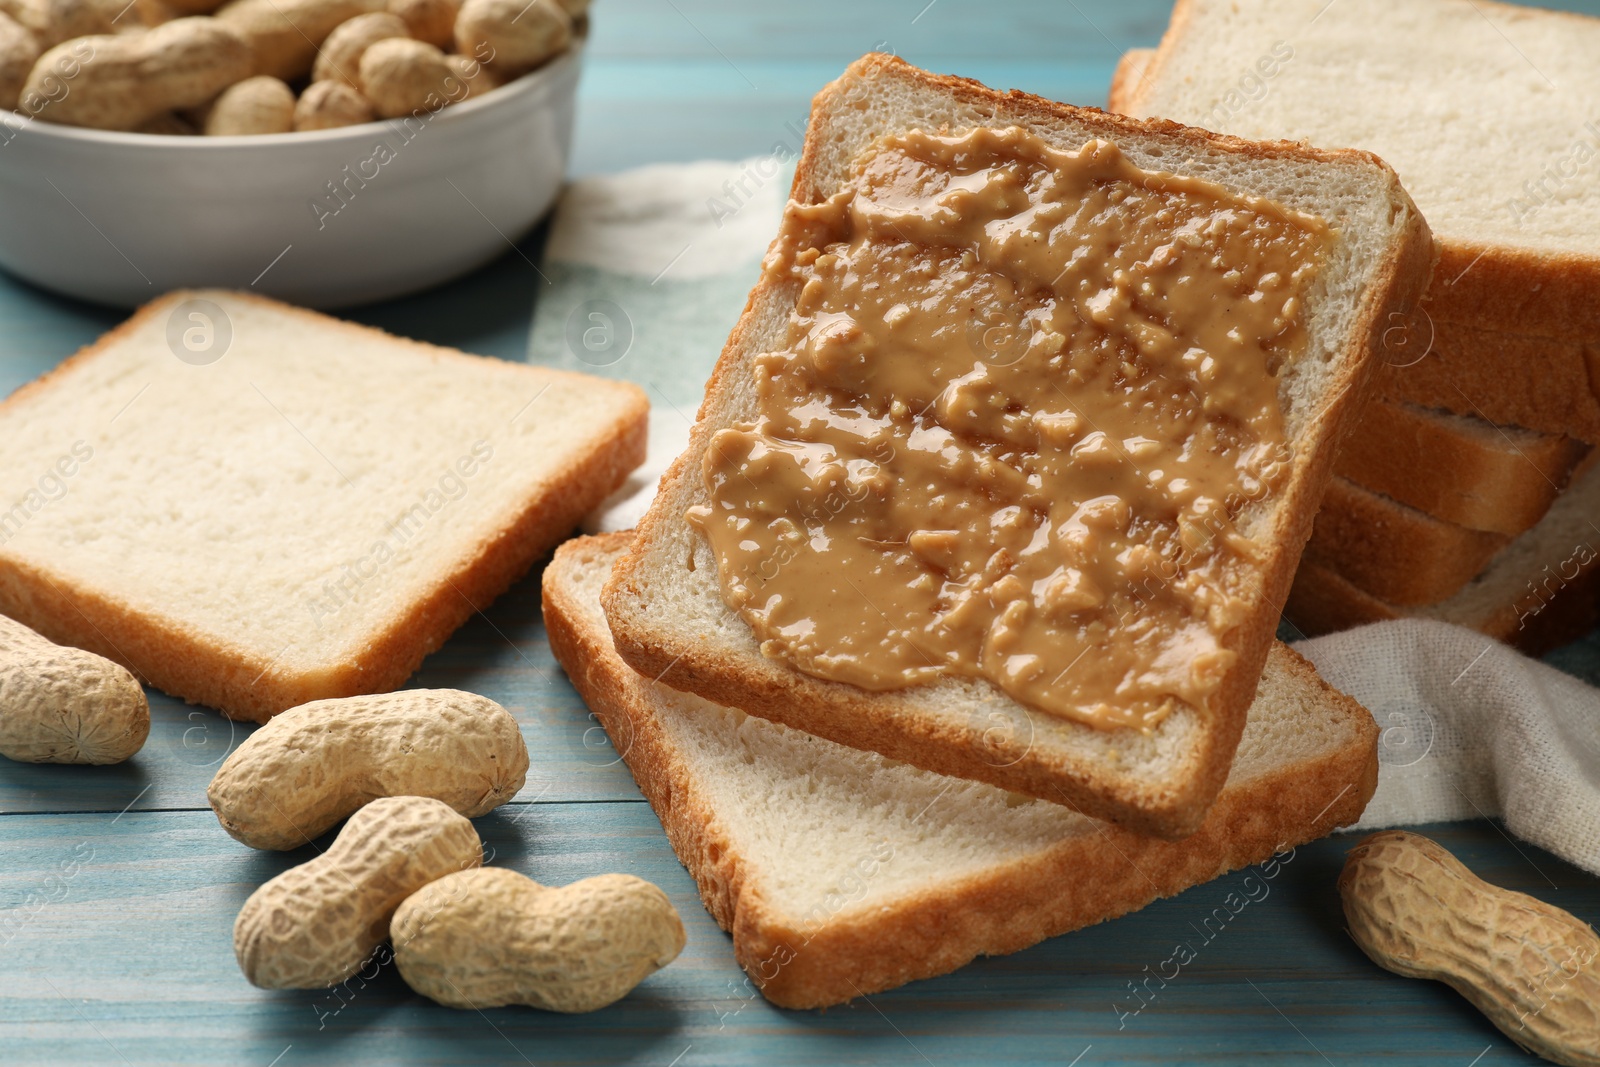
[0,45,581,308]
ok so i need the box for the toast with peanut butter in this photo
[1372,318,1600,444]
[603,54,1432,837]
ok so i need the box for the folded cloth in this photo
[1296,620,1600,875]
[530,161,1600,877]
[526,158,792,532]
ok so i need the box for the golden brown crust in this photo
[1372,314,1600,444]
[1303,479,1511,607]
[550,534,1379,1009]
[1284,560,1402,637]
[1425,240,1600,345]
[603,52,1433,839]
[1106,48,1154,114]
[0,290,648,722]
[1335,400,1585,536]
[1285,559,1600,657]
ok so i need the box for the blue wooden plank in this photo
[0,812,1591,1066]
[563,0,1600,175]
[558,0,1158,175]
[0,226,548,384]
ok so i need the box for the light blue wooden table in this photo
[4,1,1600,1064]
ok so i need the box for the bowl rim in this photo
[0,37,584,149]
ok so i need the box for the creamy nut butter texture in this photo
[687,127,1329,731]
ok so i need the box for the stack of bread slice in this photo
[550,54,1435,1004]
[1111,0,1600,652]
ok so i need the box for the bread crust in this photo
[1426,239,1600,345]
[1335,400,1585,536]
[1106,47,1154,113]
[1144,0,1600,343]
[1372,316,1600,444]
[547,533,1379,1009]
[1286,559,1600,657]
[602,53,1433,838]
[1303,479,1512,607]
[0,290,648,722]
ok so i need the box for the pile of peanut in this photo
[3,614,686,1011]
[218,690,687,1011]
[0,0,586,134]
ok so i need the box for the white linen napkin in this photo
[528,160,1600,877]
[1296,620,1600,875]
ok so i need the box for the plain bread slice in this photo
[0,290,648,721]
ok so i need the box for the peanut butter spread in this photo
[687,127,1329,730]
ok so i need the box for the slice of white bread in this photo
[1335,400,1587,536]
[1287,457,1600,654]
[549,532,1380,1009]
[1374,316,1600,444]
[1303,478,1512,607]
[0,290,647,722]
[1127,0,1600,341]
[602,53,1432,838]
[1107,47,1154,113]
